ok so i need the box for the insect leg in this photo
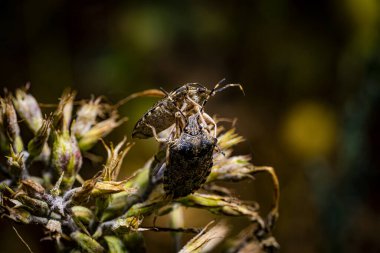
[152,162,166,184]
[185,95,205,119]
[201,112,218,138]
[174,112,186,139]
[213,143,225,156]
[184,96,214,135]
[145,123,169,143]
[185,94,218,137]
[163,93,188,125]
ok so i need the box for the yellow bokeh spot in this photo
[281,101,337,159]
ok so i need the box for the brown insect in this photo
[149,112,217,198]
[132,80,244,139]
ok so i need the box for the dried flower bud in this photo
[5,206,32,224]
[53,89,76,132]
[52,131,82,190]
[78,112,126,151]
[12,86,43,133]
[21,179,45,197]
[6,146,27,180]
[216,128,244,152]
[17,195,49,216]
[91,181,137,197]
[0,100,8,151]
[69,172,101,204]
[1,97,23,153]
[46,219,62,234]
[71,97,104,138]
[110,216,142,234]
[72,206,94,225]
[27,118,51,159]
[208,155,253,182]
[102,137,133,181]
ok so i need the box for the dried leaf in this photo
[91,181,137,197]
[101,138,134,181]
[179,221,228,253]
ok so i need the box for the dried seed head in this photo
[27,118,52,159]
[71,96,104,138]
[101,137,133,181]
[208,155,253,182]
[21,179,45,195]
[51,131,82,190]
[71,206,94,225]
[70,174,100,204]
[53,89,76,132]
[6,146,27,180]
[91,181,136,197]
[1,97,23,153]
[111,216,142,233]
[216,128,245,152]
[12,86,43,133]
[78,112,126,151]
[4,206,32,224]
[0,99,8,151]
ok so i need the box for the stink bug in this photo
[132,80,243,139]
[149,112,217,199]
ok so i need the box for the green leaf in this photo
[71,231,104,253]
[104,236,127,253]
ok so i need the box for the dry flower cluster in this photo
[0,84,279,253]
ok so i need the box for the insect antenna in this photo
[159,87,170,96]
[201,78,227,108]
[202,81,245,109]
[209,78,226,96]
[113,89,165,108]
[162,90,188,126]
[213,83,245,96]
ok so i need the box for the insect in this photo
[149,112,217,198]
[132,80,243,139]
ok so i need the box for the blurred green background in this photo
[0,1,379,252]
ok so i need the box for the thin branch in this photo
[139,226,201,234]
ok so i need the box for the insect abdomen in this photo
[163,134,216,198]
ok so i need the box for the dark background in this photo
[0,1,379,252]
